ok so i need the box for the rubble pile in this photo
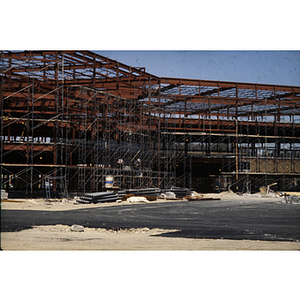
[161,187,191,198]
[283,195,300,204]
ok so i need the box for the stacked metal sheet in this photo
[77,191,127,204]
[125,188,161,197]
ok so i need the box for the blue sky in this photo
[96,51,300,87]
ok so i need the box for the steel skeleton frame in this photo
[1,50,300,198]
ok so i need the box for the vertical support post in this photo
[0,51,4,190]
[53,52,59,194]
[26,54,30,198]
[235,118,238,191]
[235,83,239,191]
[264,97,268,186]
[158,79,161,188]
[30,52,34,196]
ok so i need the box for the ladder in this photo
[45,177,51,200]
[45,175,68,201]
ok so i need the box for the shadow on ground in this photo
[151,229,299,242]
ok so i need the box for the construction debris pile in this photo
[77,187,192,204]
[75,186,227,204]
[161,187,192,198]
[283,194,300,204]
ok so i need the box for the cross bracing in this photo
[1,50,300,197]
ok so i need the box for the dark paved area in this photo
[1,199,300,242]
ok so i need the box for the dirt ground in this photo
[1,192,300,250]
[2,224,300,250]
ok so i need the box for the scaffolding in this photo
[1,50,300,198]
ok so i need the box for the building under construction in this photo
[1,50,300,198]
